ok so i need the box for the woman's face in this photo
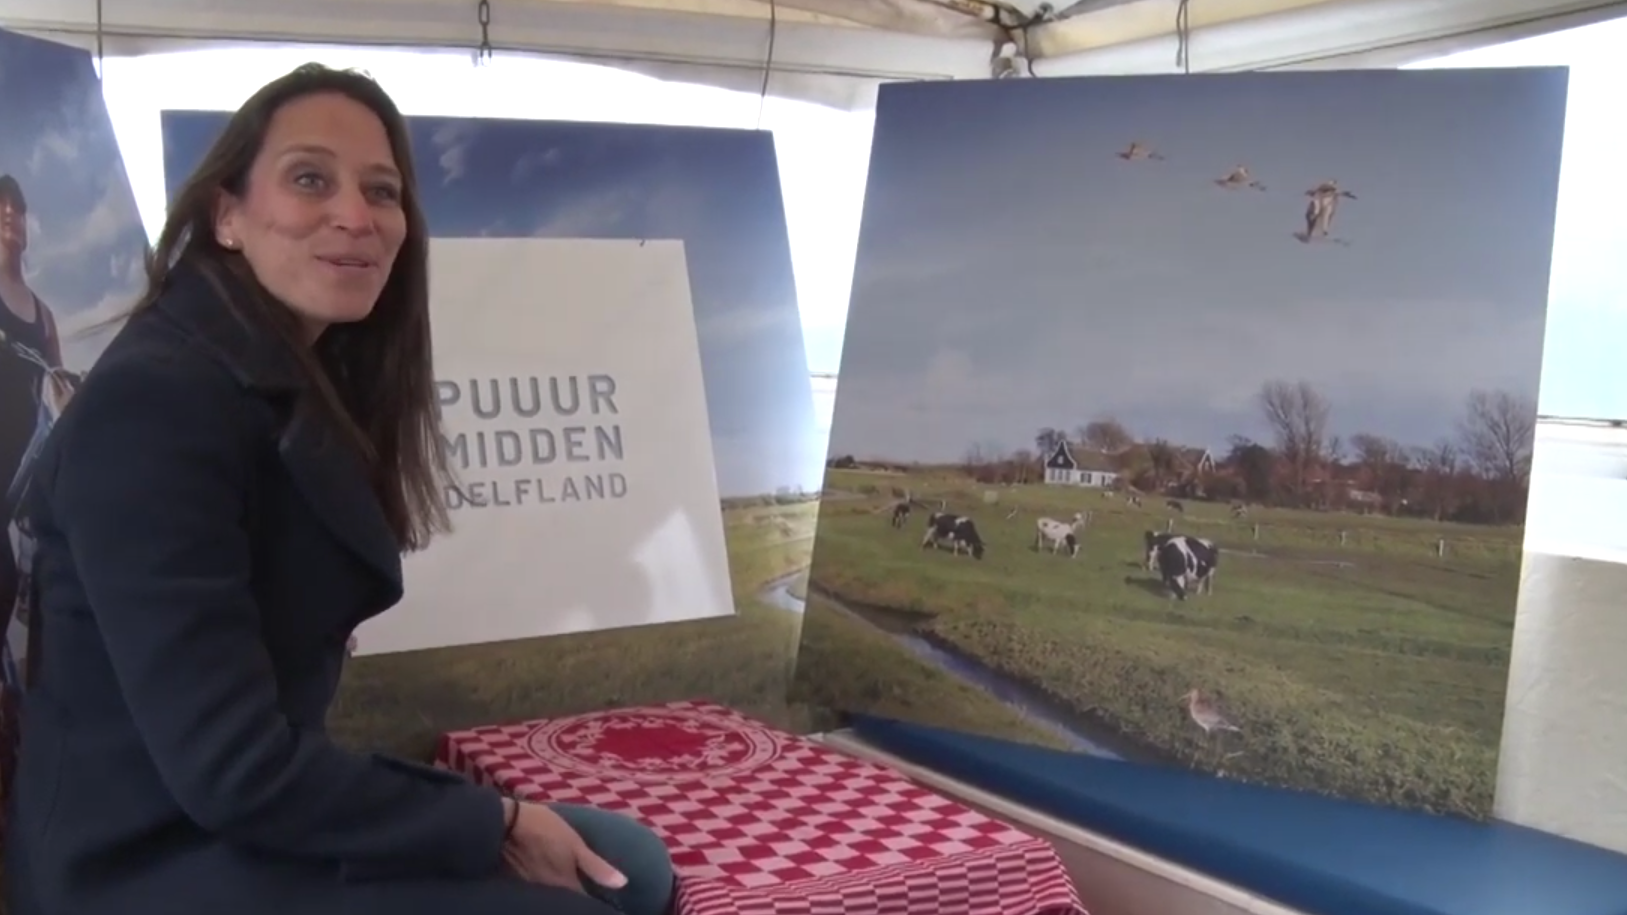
[0,195,27,261]
[214,92,408,339]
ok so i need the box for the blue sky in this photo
[0,30,148,370]
[162,111,822,497]
[828,69,1569,463]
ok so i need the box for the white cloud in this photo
[429,121,477,187]
[25,127,79,175]
[20,81,98,179]
[29,177,142,272]
[509,147,563,185]
[56,251,144,373]
[697,306,797,349]
[710,428,827,497]
[530,186,643,237]
[827,295,1540,462]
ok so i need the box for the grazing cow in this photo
[1128,494,1142,507]
[1142,530,1177,571]
[1155,535,1218,601]
[922,512,986,560]
[1165,499,1185,514]
[890,501,912,528]
[1035,512,1085,558]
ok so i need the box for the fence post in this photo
[1436,538,1446,558]
[1339,530,1347,547]
[1165,518,1174,533]
[1252,524,1259,540]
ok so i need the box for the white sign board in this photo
[359,237,734,654]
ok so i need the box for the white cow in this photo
[1035,512,1086,558]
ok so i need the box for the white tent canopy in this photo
[4,0,1626,107]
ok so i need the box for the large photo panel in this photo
[162,113,825,752]
[792,69,1567,820]
[0,27,150,837]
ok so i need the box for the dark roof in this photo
[1044,440,1077,470]
[1044,441,1118,473]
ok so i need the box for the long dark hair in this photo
[138,64,449,552]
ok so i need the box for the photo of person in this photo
[0,174,71,683]
[0,27,151,838]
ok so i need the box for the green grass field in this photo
[328,499,830,758]
[793,469,1523,818]
[330,492,1078,763]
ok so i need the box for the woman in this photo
[0,175,64,661]
[3,65,675,915]
[0,173,66,836]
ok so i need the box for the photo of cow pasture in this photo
[792,69,1568,820]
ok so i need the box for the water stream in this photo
[759,573,1131,759]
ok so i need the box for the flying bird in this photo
[1296,180,1358,244]
[1116,141,1165,162]
[1214,165,1266,191]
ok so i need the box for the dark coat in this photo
[4,264,612,915]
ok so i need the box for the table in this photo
[437,700,1088,915]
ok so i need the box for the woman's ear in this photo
[212,189,242,250]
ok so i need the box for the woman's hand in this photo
[501,799,627,895]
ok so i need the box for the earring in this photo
[220,237,237,250]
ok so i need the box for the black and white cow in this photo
[921,512,986,560]
[890,501,912,528]
[1142,530,1178,571]
[1154,534,1218,601]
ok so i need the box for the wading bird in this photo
[1116,141,1165,162]
[1215,165,1266,191]
[1181,688,1243,770]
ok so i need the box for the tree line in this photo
[999,381,1536,525]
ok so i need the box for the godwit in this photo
[1297,180,1357,243]
[1181,688,1242,769]
[1116,141,1165,162]
[1214,165,1266,191]
[1182,688,1241,735]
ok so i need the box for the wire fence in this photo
[829,481,1523,563]
[1140,513,1522,562]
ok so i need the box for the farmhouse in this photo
[1177,446,1217,479]
[1042,440,1120,489]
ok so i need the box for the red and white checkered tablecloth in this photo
[437,700,1087,915]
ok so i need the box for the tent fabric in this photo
[1031,0,1627,75]
[848,714,1627,915]
[4,0,1625,108]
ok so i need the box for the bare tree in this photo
[1410,439,1461,521]
[1350,432,1408,509]
[1077,417,1134,454]
[1034,427,1067,456]
[1458,389,1537,487]
[1258,380,1331,502]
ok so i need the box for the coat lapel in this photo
[153,263,404,595]
[276,406,404,598]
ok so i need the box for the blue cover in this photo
[850,714,1627,915]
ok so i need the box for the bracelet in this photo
[503,798,521,839]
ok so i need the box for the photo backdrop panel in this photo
[792,69,1568,821]
[381,237,732,653]
[0,25,150,853]
[162,112,826,756]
